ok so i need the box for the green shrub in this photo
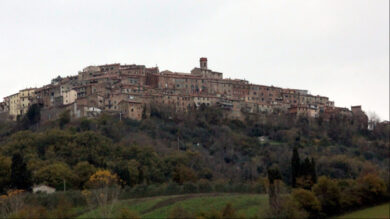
[168,205,193,219]
[165,182,182,195]
[312,176,340,215]
[198,179,213,193]
[221,203,236,218]
[183,182,198,193]
[292,188,321,218]
[118,208,140,219]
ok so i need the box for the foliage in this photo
[10,154,32,191]
[18,103,41,130]
[0,155,11,193]
[0,189,26,217]
[267,166,282,210]
[291,148,317,189]
[119,208,141,219]
[85,170,119,189]
[221,203,237,218]
[173,165,197,185]
[83,170,121,218]
[356,173,387,204]
[33,162,76,190]
[292,188,321,218]
[312,176,340,215]
[0,106,388,217]
[291,147,300,188]
[73,161,96,189]
[58,110,70,129]
[168,205,193,219]
[8,205,48,219]
[265,195,309,219]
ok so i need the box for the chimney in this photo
[200,57,208,70]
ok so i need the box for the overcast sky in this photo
[0,0,388,120]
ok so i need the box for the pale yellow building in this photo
[7,93,19,120]
[19,88,36,115]
[62,89,77,105]
[6,88,36,120]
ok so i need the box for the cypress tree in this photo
[311,157,317,183]
[291,147,300,187]
[268,167,282,210]
[10,153,32,191]
[26,103,41,126]
[302,157,311,176]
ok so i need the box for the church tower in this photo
[200,57,208,70]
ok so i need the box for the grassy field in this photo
[336,203,390,219]
[78,193,269,218]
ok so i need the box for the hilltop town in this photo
[0,58,365,122]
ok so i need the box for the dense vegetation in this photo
[0,104,389,218]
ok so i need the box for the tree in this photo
[267,166,282,210]
[10,153,32,191]
[291,147,300,187]
[292,188,321,218]
[367,111,380,130]
[356,173,387,204]
[59,110,71,129]
[79,118,91,131]
[172,165,197,185]
[84,170,121,218]
[34,162,76,190]
[25,104,41,126]
[312,176,340,215]
[310,158,317,184]
[168,205,192,219]
[73,161,96,189]
[19,104,41,129]
[0,156,11,193]
[127,159,140,187]
[265,195,309,219]
[296,157,315,189]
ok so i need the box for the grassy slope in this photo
[335,203,390,219]
[78,193,269,218]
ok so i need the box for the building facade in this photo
[2,57,358,122]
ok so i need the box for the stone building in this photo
[2,57,355,122]
[4,88,36,120]
[119,100,144,120]
[62,89,77,105]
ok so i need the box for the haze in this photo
[0,0,388,120]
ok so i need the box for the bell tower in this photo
[200,57,208,70]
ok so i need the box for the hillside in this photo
[1,105,388,186]
[0,105,389,218]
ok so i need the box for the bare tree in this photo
[367,111,380,130]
